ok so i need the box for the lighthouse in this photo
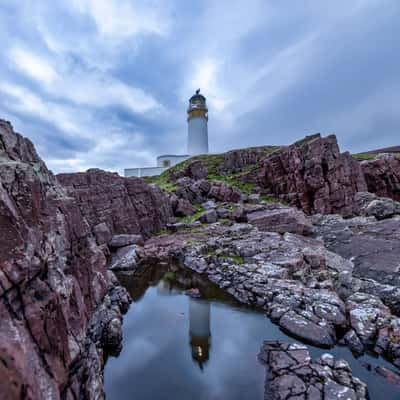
[124,89,209,177]
[187,89,209,155]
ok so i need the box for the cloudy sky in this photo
[0,1,399,174]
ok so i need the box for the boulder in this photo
[247,204,314,235]
[198,209,218,224]
[208,180,243,203]
[109,245,139,271]
[353,191,400,220]
[169,159,208,181]
[175,198,196,217]
[109,234,144,248]
[279,311,336,348]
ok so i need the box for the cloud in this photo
[10,47,58,85]
[0,0,399,174]
[8,46,160,114]
[70,0,172,39]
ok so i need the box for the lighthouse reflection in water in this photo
[188,297,211,370]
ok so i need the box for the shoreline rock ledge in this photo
[259,341,368,400]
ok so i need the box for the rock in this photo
[167,222,350,350]
[185,288,201,298]
[198,209,218,224]
[353,191,400,220]
[342,330,364,354]
[169,159,208,181]
[208,180,243,203]
[0,120,128,399]
[102,318,123,355]
[109,234,144,248]
[247,203,314,235]
[216,207,231,219]
[201,200,217,209]
[175,198,196,217]
[248,193,260,203]
[232,206,247,222]
[324,379,357,400]
[93,222,112,245]
[346,293,392,346]
[254,134,367,216]
[258,341,368,400]
[313,214,400,290]
[361,154,400,202]
[279,311,336,348]
[58,169,173,239]
[218,146,278,175]
[166,222,188,233]
[109,245,139,271]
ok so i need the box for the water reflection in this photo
[189,299,211,370]
[105,266,400,400]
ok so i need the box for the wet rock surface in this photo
[142,218,400,369]
[258,341,368,400]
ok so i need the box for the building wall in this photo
[124,166,166,178]
[157,154,190,168]
[188,117,208,155]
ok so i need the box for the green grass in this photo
[231,255,245,264]
[144,174,178,192]
[352,152,400,161]
[155,229,169,236]
[146,145,283,198]
[177,204,205,223]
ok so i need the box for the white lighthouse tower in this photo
[187,89,209,155]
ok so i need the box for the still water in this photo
[105,267,400,400]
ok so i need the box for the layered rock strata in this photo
[360,154,400,201]
[0,120,131,399]
[58,169,173,242]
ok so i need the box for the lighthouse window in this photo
[162,159,171,168]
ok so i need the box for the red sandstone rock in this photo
[57,169,173,239]
[0,120,108,399]
[360,154,400,201]
[255,134,368,215]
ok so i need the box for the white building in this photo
[124,90,209,178]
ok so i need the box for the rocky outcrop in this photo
[360,154,400,201]
[255,134,367,216]
[246,203,314,235]
[0,120,130,399]
[258,341,368,400]
[143,222,351,348]
[58,169,173,241]
[142,216,400,366]
[169,159,208,181]
[313,213,400,291]
[217,146,280,175]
